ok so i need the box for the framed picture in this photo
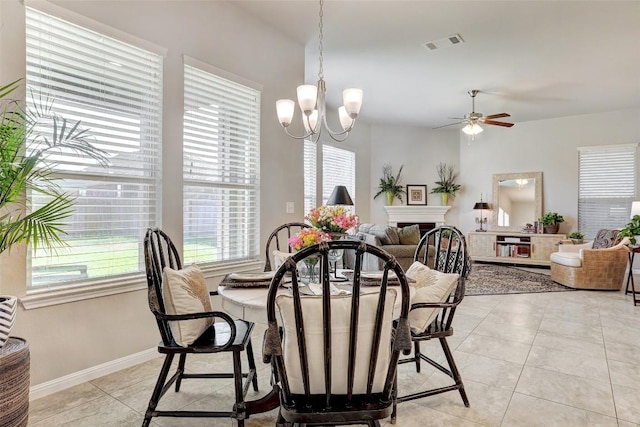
[406,185,427,205]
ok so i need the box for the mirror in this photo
[492,172,543,231]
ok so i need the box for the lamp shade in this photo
[631,201,640,218]
[473,202,491,210]
[327,186,354,206]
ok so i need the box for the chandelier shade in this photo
[276,0,363,143]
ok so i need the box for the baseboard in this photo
[29,347,157,401]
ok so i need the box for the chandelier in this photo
[276,0,363,143]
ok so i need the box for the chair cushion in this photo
[162,264,213,347]
[272,249,292,270]
[592,229,620,249]
[359,223,399,245]
[550,251,583,267]
[276,290,396,395]
[397,224,420,245]
[405,261,459,332]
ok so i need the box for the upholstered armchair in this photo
[550,229,629,290]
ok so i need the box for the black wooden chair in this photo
[142,228,258,426]
[263,240,412,426]
[393,226,471,421]
[264,222,310,271]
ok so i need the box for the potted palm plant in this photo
[0,79,108,347]
[374,163,406,205]
[430,163,462,206]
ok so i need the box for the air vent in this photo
[423,34,464,51]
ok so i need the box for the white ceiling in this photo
[234,0,640,130]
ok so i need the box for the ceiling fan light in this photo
[462,123,483,135]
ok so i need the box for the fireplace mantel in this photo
[383,205,450,227]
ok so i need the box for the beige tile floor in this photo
[28,285,640,426]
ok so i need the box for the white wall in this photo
[457,108,640,236]
[368,125,460,225]
[0,0,310,387]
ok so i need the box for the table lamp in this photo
[473,194,491,232]
[631,201,640,219]
[327,185,354,206]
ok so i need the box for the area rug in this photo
[465,263,576,296]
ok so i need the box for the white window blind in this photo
[322,145,355,207]
[183,63,260,265]
[578,144,637,239]
[26,8,162,289]
[304,140,317,214]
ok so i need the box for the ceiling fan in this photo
[435,90,514,135]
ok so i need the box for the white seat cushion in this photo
[162,264,213,347]
[276,290,396,395]
[550,251,583,267]
[404,261,459,332]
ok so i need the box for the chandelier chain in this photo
[318,0,324,80]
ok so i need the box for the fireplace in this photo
[384,206,451,234]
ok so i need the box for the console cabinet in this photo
[468,231,566,266]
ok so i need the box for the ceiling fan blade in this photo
[484,120,514,128]
[484,113,510,120]
[432,120,465,130]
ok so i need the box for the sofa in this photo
[343,223,432,271]
[550,229,629,290]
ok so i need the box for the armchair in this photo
[550,229,629,290]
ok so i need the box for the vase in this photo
[544,223,560,234]
[441,193,449,206]
[0,296,17,348]
[328,233,346,265]
[297,255,320,284]
[385,191,394,206]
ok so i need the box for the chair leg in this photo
[175,353,187,392]
[413,340,421,373]
[439,337,470,407]
[246,338,259,392]
[233,349,246,426]
[391,374,398,424]
[143,353,175,426]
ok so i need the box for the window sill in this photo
[21,260,264,310]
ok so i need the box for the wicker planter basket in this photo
[0,296,17,348]
[0,337,30,427]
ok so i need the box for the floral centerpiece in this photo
[305,205,359,235]
[288,228,331,284]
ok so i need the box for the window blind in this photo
[26,8,162,289]
[183,64,260,265]
[304,140,317,214]
[578,144,637,239]
[322,145,355,208]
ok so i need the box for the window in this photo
[26,8,162,289]
[303,140,317,214]
[578,144,637,239]
[322,145,355,207]
[183,60,261,265]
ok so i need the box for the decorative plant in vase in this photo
[568,231,584,244]
[430,162,462,206]
[0,79,108,347]
[305,205,359,236]
[288,228,331,284]
[374,163,405,206]
[619,215,640,245]
[539,212,564,234]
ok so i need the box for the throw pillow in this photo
[162,263,213,347]
[358,223,400,245]
[592,229,620,249]
[276,290,396,395]
[397,224,421,245]
[405,261,459,332]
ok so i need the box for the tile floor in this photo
[28,285,640,426]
